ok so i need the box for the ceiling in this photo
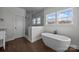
[21,7,44,11]
[20,7,45,14]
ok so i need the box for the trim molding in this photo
[25,35,42,43]
[25,35,32,43]
[32,37,42,43]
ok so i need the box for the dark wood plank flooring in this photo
[0,37,79,52]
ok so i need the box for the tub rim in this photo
[41,33,71,41]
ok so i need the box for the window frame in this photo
[32,17,41,25]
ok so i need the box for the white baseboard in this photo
[31,37,42,43]
[6,38,15,42]
[25,35,32,43]
[25,35,42,43]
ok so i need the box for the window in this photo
[32,17,41,25]
[46,8,73,24]
[57,8,73,24]
[46,13,56,24]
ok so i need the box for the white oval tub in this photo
[41,33,71,52]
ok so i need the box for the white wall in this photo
[28,26,44,43]
[0,7,26,42]
[44,7,79,49]
[31,26,44,42]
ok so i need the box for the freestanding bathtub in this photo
[41,33,71,52]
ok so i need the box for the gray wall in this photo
[32,10,44,26]
[25,9,44,36]
[44,7,79,49]
[25,11,32,36]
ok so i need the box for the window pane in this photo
[32,18,36,24]
[48,14,56,20]
[37,17,41,24]
[58,11,72,18]
[63,10,72,18]
[57,8,73,24]
[47,13,56,24]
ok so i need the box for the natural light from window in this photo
[46,8,73,24]
[57,8,73,24]
[32,17,41,25]
[37,17,41,24]
[46,13,56,24]
[32,18,36,25]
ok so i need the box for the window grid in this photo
[32,17,41,25]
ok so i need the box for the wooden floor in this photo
[0,37,79,52]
